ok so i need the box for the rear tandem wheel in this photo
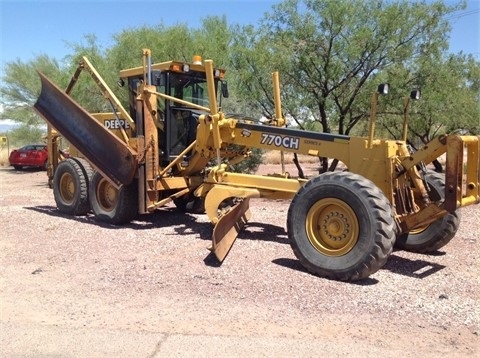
[287,171,396,281]
[52,157,93,215]
[88,171,138,225]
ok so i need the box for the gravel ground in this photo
[0,165,479,357]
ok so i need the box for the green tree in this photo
[374,52,480,143]
[107,17,231,71]
[106,17,233,107]
[411,53,480,137]
[0,55,65,123]
[230,0,465,172]
[61,34,115,112]
[0,55,67,143]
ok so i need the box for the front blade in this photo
[211,198,251,262]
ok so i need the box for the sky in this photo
[0,0,278,74]
[0,0,479,77]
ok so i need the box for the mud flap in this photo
[210,198,252,262]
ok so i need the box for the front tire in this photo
[395,171,460,253]
[88,171,138,225]
[287,172,396,281]
[53,158,92,215]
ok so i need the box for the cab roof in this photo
[119,59,226,79]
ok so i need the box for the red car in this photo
[9,144,48,170]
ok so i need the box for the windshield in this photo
[166,72,211,108]
[129,70,218,111]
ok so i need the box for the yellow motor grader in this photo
[34,49,479,281]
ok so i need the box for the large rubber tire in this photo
[287,171,396,281]
[53,158,92,215]
[73,157,94,181]
[395,171,461,253]
[88,171,138,225]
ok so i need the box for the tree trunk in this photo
[328,158,339,171]
[292,153,305,179]
[319,157,328,173]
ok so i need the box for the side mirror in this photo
[221,81,229,98]
[410,89,421,100]
[377,83,389,95]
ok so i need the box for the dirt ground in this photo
[0,166,479,357]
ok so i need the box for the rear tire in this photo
[73,157,94,183]
[89,171,138,225]
[287,172,396,281]
[13,165,22,170]
[395,171,460,253]
[53,158,91,215]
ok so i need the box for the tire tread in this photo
[288,172,396,281]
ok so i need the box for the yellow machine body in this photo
[35,50,480,281]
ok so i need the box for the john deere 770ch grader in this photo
[33,49,479,281]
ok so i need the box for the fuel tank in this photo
[34,72,137,186]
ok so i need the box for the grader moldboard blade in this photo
[33,72,137,186]
[211,198,252,262]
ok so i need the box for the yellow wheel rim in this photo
[409,204,429,234]
[96,178,118,212]
[409,225,429,235]
[59,172,75,204]
[306,198,359,256]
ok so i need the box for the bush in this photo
[230,147,263,174]
[7,125,46,146]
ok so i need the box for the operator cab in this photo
[121,58,226,167]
